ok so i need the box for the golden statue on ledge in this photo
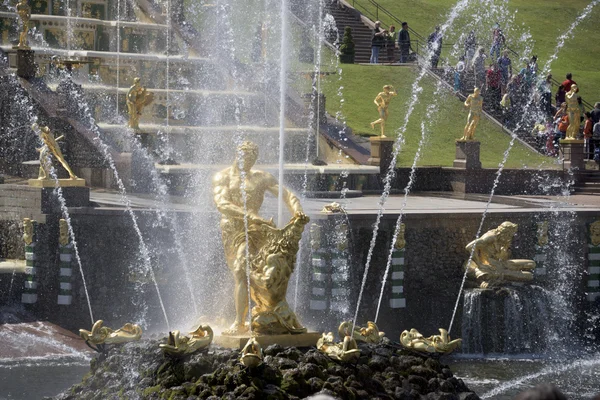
[79,320,142,348]
[127,77,154,130]
[240,337,263,368]
[565,84,580,140]
[464,221,536,288]
[33,124,78,180]
[338,321,385,344]
[317,332,361,362]
[16,0,31,49]
[400,328,461,354]
[370,85,397,137]
[459,87,482,141]
[213,141,308,336]
[159,325,214,356]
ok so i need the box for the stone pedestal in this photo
[15,49,36,79]
[453,140,482,169]
[560,139,585,171]
[368,136,395,173]
[28,178,86,188]
[213,332,321,349]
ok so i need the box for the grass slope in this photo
[320,64,552,168]
[359,0,600,102]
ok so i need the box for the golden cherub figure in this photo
[459,87,483,141]
[126,77,154,130]
[16,0,31,49]
[370,85,397,137]
[33,124,78,180]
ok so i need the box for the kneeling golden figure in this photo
[464,221,536,288]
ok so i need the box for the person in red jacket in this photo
[561,72,577,93]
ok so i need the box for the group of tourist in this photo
[370,21,412,64]
[448,24,600,159]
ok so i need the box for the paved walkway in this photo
[88,189,600,216]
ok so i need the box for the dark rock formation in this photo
[52,338,479,400]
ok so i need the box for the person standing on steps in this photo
[398,22,412,63]
[370,21,386,64]
[427,26,443,68]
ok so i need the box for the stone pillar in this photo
[389,223,406,309]
[453,140,482,169]
[560,139,585,171]
[369,137,395,174]
[16,49,36,79]
[57,219,73,306]
[22,218,39,304]
[587,220,600,302]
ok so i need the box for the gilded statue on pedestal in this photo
[400,328,461,354]
[16,0,31,49]
[159,325,214,356]
[317,332,361,362]
[33,124,79,180]
[464,221,536,288]
[126,77,154,130]
[213,141,308,336]
[459,87,483,141]
[338,321,385,343]
[565,84,580,140]
[370,85,397,137]
[79,320,142,351]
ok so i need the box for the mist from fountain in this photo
[115,0,121,120]
[65,82,170,330]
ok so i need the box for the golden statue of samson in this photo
[213,141,308,336]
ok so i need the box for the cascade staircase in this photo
[0,0,313,192]
[325,2,395,64]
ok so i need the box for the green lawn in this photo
[357,0,600,102]
[317,64,553,168]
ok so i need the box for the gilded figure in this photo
[464,221,536,288]
[16,0,31,49]
[32,124,78,180]
[316,332,361,362]
[400,328,461,354]
[536,221,549,247]
[565,84,580,140]
[590,220,600,246]
[395,223,406,249]
[370,85,397,137]
[159,325,214,356]
[59,219,69,246]
[240,337,263,368]
[79,320,142,349]
[338,321,385,343]
[23,218,35,245]
[126,77,154,130]
[460,87,483,141]
[213,141,308,335]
